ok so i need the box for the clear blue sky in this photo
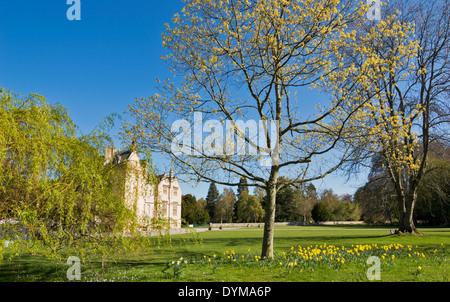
[0,0,367,199]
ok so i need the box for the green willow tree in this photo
[236,190,265,223]
[0,89,153,266]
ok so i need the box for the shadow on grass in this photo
[0,254,67,282]
[1,227,447,281]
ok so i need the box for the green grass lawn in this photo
[1,225,449,282]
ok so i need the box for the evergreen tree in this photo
[181,194,210,225]
[237,177,249,199]
[235,177,249,221]
[205,182,219,221]
[275,185,301,222]
[181,194,198,225]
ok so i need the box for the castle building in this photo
[104,146,182,229]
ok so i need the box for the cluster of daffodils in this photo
[197,243,446,274]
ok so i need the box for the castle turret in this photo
[104,145,117,164]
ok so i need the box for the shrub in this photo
[311,202,332,222]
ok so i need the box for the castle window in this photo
[163,185,169,195]
[172,203,178,216]
[173,186,178,196]
[144,203,152,217]
[162,202,167,217]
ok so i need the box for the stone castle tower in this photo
[104,146,182,229]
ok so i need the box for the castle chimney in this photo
[104,145,117,164]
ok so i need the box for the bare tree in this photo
[123,0,413,257]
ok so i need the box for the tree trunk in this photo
[261,59,282,259]
[397,189,420,234]
[261,178,277,259]
[398,209,415,233]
